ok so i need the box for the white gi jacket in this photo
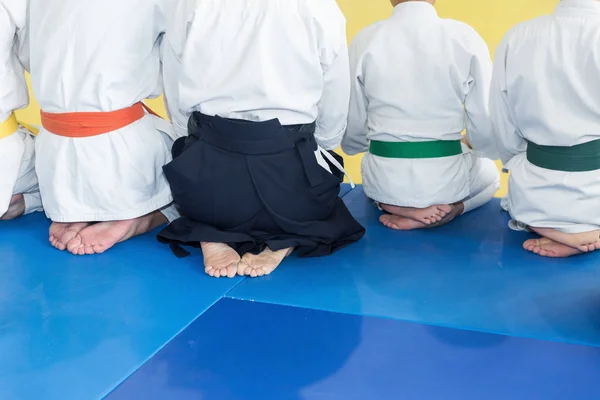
[0,0,41,216]
[164,0,350,154]
[491,0,600,233]
[342,2,497,208]
[29,0,176,222]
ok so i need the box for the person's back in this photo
[159,0,365,278]
[491,0,600,257]
[342,0,499,230]
[29,0,180,255]
[169,0,348,150]
[31,0,164,113]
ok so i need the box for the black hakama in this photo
[157,112,365,257]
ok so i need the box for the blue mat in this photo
[107,298,600,400]
[3,185,600,400]
[0,213,242,400]
[228,187,600,347]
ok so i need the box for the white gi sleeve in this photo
[312,1,350,151]
[490,32,526,167]
[341,26,373,156]
[1,0,28,71]
[16,1,29,72]
[463,28,498,160]
[162,0,196,139]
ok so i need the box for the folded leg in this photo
[462,155,500,214]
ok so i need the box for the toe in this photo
[92,245,108,254]
[439,204,452,214]
[66,236,82,253]
[236,262,247,276]
[226,264,237,278]
[68,245,80,255]
[576,245,589,253]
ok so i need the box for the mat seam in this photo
[101,276,249,400]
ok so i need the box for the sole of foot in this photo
[532,228,600,253]
[379,202,464,231]
[201,242,240,278]
[237,247,294,278]
[65,212,165,256]
[0,194,25,221]
[379,214,426,230]
[49,222,91,251]
[523,237,582,258]
[380,203,453,226]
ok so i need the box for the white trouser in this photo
[0,128,43,216]
[461,153,501,214]
[158,130,181,223]
[369,145,499,214]
[37,114,179,222]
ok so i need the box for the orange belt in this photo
[40,102,160,138]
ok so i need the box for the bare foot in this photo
[0,194,25,220]
[380,203,452,226]
[523,237,582,258]
[237,247,294,278]
[201,242,240,278]
[531,227,600,253]
[379,214,426,230]
[379,202,464,230]
[49,222,91,251]
[66,211,166,255]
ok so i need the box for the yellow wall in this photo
[16,0,559,196]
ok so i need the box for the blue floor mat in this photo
[0,213,243,400]
[228,187,600,347]
[107,298,600,400]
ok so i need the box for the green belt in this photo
[369,140,462,159]
[526,139,600,172]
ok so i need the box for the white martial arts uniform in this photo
[165,0,350,171]
[28,0,179,223]
[342,2,499,213]
[161,36,187,141]
[491,0,600,234]
[0,0,42,217]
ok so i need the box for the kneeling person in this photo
[29,0,180,254]
[158,0,366,278]
[491,0,600,257]
[342,0,500,230]
[0,0,42,220]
